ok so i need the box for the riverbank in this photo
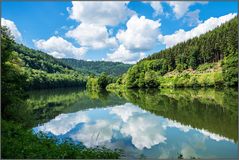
[2,120,120,159]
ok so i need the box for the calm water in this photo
[28,88,238,159]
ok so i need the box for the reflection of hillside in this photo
[26,89,126,127]
[114,88,238,142]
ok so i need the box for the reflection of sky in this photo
[33,103,237,159]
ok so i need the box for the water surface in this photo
[30,88,238,159]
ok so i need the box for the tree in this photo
[98,72,110,89]
[1,27,27,113]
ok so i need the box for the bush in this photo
[1,120,120,159]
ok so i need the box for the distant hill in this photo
[60,58,131,76]
[12,43,73,74]
[1,32,130,90]
[12,43,131,77]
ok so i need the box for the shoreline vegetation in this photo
[105,17,238,90]
[1,27,121,159]
[1,17,238,158]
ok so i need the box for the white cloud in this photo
[70,119,120,147]
[120,114,166,150]
[117,15,161,52]
[1,18,22,42]
[110,103,144,122]
[105,45,145,64]
[33,36,87,59]
[34,102,234,152]
[68,1,134,26]
[35,111,89,136]
[159,13,237,48]
[164,119,191,132]
[144,1,163,17]
[183,9,202,27]
[66,23,117,49]
[163,118,233,142]
[166,1,207,19]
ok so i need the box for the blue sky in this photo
[2,1,238,63]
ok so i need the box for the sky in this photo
[1,1,238,64]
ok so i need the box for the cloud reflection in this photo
[34,102,234,152]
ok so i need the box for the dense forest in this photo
[1,28,131,90]
[108,17,238,89]
[110,88,238,142]
[1,27,121,159]
[60,58,131,76]
[1,15,238,159]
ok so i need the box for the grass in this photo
[157,62,223,88]
[1,120,120,159]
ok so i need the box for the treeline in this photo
[1,26,120,159]
[112,16,238,89]
[1,27,85,90]
[2,27,131,91]
[13,43,73,74]
[60,58,131,76]
[24,69,86,90]
[109,88,238,142]
[86,73,116,91]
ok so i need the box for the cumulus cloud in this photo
[33,36,87,59]
[68,1,134,26]
[1,18,22,42]
[70,119,120,147]
[35,111,89,136]
[66,23,117,49]
[105,45,145,64]
[103,15,161,63]
[120,114,166,150]
[166,1,207,19]
[117,15,161,52]
[110,103,144,122]
[159,13,237,48]
[34,102,234,152]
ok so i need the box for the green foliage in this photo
[60,58,131,76]
[87,73,115,90]
[1,27,88,90]
[196,63,216,72]
[222,53,238,86]
[116,17,238,89]
[1,27,27,113]
[2,120,120,159]
[109,88,238,142]
[24,69,86,90]
[144,71,159,88]
[158,71,223,88]
[1,27,120,159]
[86,76,101,91]
[14,44,73,74]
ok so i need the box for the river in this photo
[26,88,238,159]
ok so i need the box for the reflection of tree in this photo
[115,88,238,142]
[23,89,126,128]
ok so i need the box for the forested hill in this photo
[1,27,129,90]
[60,58,131,76]
[13,43,74,74]
[107,16,238,89]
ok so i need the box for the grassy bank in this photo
[106,61,232,89]
[2,120,120,159]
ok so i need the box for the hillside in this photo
[2,27,131,90]
[60,58,131,76]
[107,17,238,89]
